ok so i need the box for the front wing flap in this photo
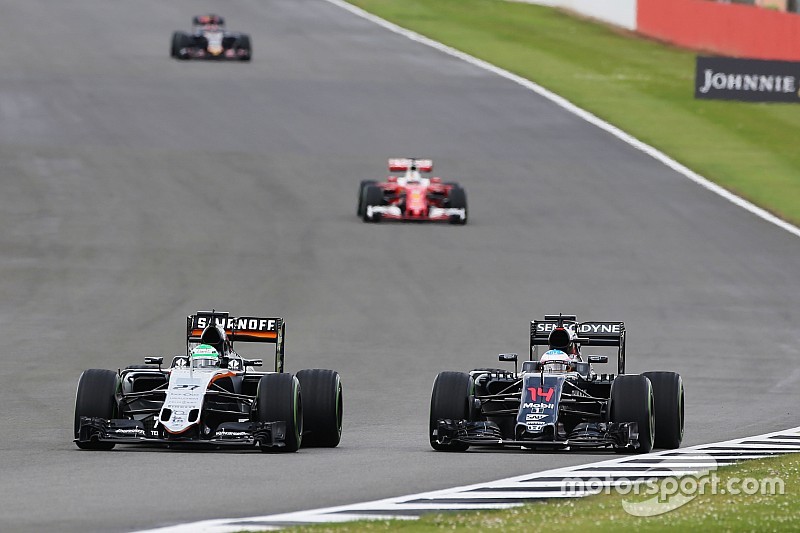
[365,205,466,222]
[435,418,639,450]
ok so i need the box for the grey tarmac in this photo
[0,1,797,532]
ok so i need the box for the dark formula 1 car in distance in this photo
[171,14,251,61]
[430,314,684,453]
[74,311,342,452]
[358,158,467,224]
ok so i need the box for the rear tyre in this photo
[447,186,467,225]
[256,373,302,452]
[357,180,377,216]
[296,369,343,447]
[362,185,384,223]
[611,374,654,454]
[643,371,684,449]
[74,369,118,450]
[429,371,473,451]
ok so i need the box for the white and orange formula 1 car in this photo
[74,311,342,452]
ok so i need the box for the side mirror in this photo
[243,359,263,367]
[144,356,163,365]
[587,355,608,364]
[498,353,518,374]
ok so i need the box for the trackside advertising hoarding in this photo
[695,56,800,102]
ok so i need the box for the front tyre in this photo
[643,371,684,449]
[74,369,118,450]
[611,374,655,454]
[362,185,384,222]
[447,186,467,225]
[296,369,343,447]
[171,31,190,59]
[429,371,473,451]
[357,180,377,216]
[256,373,302,452]
[238,34,252,61]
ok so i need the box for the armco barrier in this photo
[637,0,800,61]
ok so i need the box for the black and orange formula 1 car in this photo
[430,314,685,453]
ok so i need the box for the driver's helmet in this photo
[191,344,220,369]
[540,349,571,373]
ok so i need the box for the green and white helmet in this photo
[191,344,220,368]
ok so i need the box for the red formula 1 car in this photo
[357,158,468,224]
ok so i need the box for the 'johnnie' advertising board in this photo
[695,56,800,102]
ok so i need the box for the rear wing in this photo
[388,158,433,173]
[530,316,626,374]
[186,311,285,372]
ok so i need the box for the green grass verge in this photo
[346,0,800,226]
[270,452,799,532]
[241,4,800,530]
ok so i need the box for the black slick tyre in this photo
[357,180,377,216]
[74,369,118,450]
[170,31,182,57]
[176,32,191,60]
[429,371,473,451]
[611,374,655,454]
[362,185,383,222]
[643,371,684,449]
[238,34,252,61]
[296,369,342,447]
[256,373,302,452]
[447,186,467,225]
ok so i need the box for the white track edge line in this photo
[135,2,800,530]
[134,426,800,532]
[324,0,800,239]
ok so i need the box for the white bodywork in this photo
[159,367,224,434]
[204,30,225,55]
[366,205,466,220]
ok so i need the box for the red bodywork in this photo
[374,177,457,221]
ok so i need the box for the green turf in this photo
[273,452,799,532]
[347,0,800,226]
[245,4,800,530]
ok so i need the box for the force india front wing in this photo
[76,416,288,448]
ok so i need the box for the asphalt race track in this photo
[0,1,798,531]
